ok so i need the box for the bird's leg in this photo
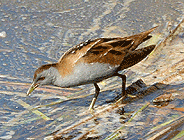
[89,83,100,110]
[115,73,126,104]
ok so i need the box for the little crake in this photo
[27,27,157,110]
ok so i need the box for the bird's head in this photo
[27,63,57,96]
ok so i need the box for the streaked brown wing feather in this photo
[80,38,133,65]
[80,26,157,65]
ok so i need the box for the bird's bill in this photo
[27,82,39,96]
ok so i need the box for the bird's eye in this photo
[38,77,45,81]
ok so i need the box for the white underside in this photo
[53,62,118,87]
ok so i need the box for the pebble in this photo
[0,31,6,38]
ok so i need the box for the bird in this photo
[27,26,157,110]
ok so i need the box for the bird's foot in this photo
[88,107,95,114]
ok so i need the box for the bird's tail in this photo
[118,45,156,71]
[128,26,158,51]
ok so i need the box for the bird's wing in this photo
[78,37,134,66]
[78,26,157,66]
[58,26,157,76]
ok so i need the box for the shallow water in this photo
[0,0,184,139]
